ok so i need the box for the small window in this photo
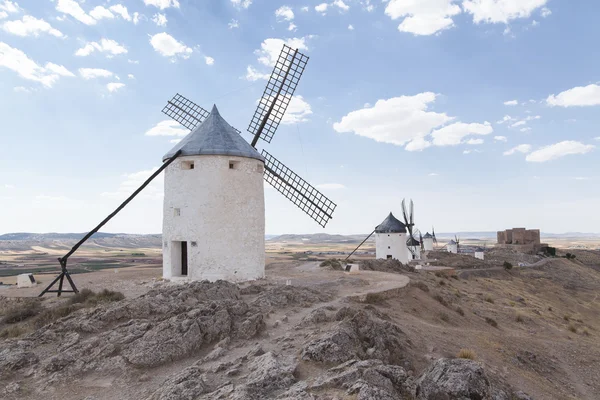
[256,163,264,173]
[182,161,194,170]
[229,160,240,170]
[174,208,181,217]
[387,255,392,260]
[388,246,390,249]
[191,241,197,247]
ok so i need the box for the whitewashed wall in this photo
[447,244,458,254]
[375,232,409,263]
[408,246,421,260]
[423,238,434,251]
[475,251,484,260]
[162,155,265,282]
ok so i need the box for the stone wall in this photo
[496,228,540,245]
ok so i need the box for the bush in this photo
[90,289,125,304]
[485,317,498,328]
[582,328,590,336]
[457,349,476,360]
[33,304,81,329]
[503,261,513,270]
[565,253,576,260]
[411,281,429,293]
[68,288,95,305]
[0,324,30,339]
[568,324,577,333]
[433,294,448,307]
[438,280,446,286]
[563,314,570,322]
[484,295,494,304]
[515,313,525,323]
[2,301,41,324]
[365,292,386,304]
[319,259,343,271]
[439,312,449,322]
[455,306,465,316]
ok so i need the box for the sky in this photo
[0,0,599,236]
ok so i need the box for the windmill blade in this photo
[401,199,410,226]
[432,226,438,244]
[162,93,211,131]
[409,199,414,226]
[419,231,424,250]
[262,150,336,228]
[248,45,309,147]
[162,94,242,134]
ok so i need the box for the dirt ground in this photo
[1,247,600,399]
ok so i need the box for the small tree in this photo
[503,261,513,270]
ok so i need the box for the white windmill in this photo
[159,45,337,282]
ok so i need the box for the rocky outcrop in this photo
[301,308,410,366]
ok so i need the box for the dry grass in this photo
[485,317,498,328]
[2,301,41,324]
[439,312,450,322]
[411,281,429,293]
[515,313,525,323]
[457,348,476,360]
[319,259,343,271]
[0,324,30,339]
[455,306,465,316]
[433,293,448,307]
[568,324,577,333]
[484,295,494,304]
[582,328,590,336]
[563,314,571,322]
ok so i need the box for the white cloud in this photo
[128,74,135,79]
[333,0,350,11]
[503,144,531,155]
[56,0,96,25]
[526,141,595,162]
[0,1,19,14]
[145,120,189,137]
[255,37,310,67]
[144,0,180,10]
[301,6,309,12]
[170,138,181,144]
[316,183,345,190]
[275,6,294,21]
[466,138,484,145]
[282,95,312,124]
[89,6,114,20]
[531,19,539,26]
[205,56,214,65]
[431,121,493,146]
[595,137,600,141]
[14,86,31,93]
[75,39,127,57]
[231,0,252,9]
[288,22,297,31]
[0,12,7,19]
[525,115,541,121]
[333,93,453,149]
[133,12,142,24]
[45,62,75,77]
[510,120,526,128]
[128,59,140,64]
[245,65,270,81]
[496,115,514,125]
[102,169,163,200]
[348,24,354,30]
[405,136,432,152]
[463,149,481,154]
[494,136,507,142]
[152,13,167,26]
[109,4,131,21]
[384,0,461,36]
[0,42,74,87]
[540,7,551,17]
[546,84,600,107]
[463,0,548,24]
[428,172,439,176]
[149,32,192,58]
[520,127,532,133]
[315,3,328,14]
[2,15,64,37]
[107,82,125,92]
[79,68,113,79]
[228,19,239,29]
[503,99,518,106]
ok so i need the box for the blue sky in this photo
[0,0,599,235]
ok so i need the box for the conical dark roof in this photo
[423,232,433,239]
[448,240,457,245]
[163,105,264,162]
[375,212,406,233]
[406,236,420,246]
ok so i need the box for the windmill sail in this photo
[162,93,211,131]
[248,45,309,146]
[262,150,336,228]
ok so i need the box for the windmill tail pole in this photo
[39,151,182,297]
[345,230,375,261]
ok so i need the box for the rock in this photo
[301,309,409,366]
[0,346,39,375]
[300,308,330,325]
[251,285,333,309]
[203,346,226,362]
[243,352,297,396]
[282,315,288,322]
[147,366,210,400]
[415,358,491,400]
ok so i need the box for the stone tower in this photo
[162,105,265,282]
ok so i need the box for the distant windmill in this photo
[447,235,460,254]
[159,44,337,282]
[401,199,421,260]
